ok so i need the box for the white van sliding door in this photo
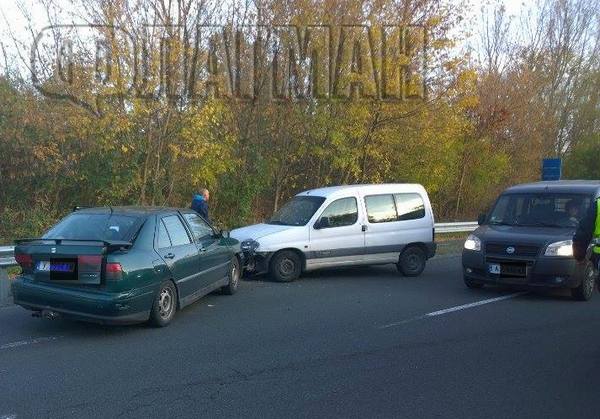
[362,193,429,263]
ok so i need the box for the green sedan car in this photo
[12,207,241,326]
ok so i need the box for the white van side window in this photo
[364,194,397,223]
[318,197,358,228]
[394,193,426,220]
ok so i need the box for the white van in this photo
[231,184,436,282]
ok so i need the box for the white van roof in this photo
[296,183,427,199]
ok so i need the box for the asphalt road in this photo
[2,254,600,419]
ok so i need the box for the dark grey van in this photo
[462,181,600,300]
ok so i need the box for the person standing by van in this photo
[573,198,600,267]
[191,188,210,222]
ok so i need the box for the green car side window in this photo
[162,215,192,247]
[157,219,172,248]
[183,213,214,242]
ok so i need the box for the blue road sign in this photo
[542,158,562,181]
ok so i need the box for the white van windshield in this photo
[268,196,326,226]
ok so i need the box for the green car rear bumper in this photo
[12,278,154,325]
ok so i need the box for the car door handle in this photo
[164,252,175,259]
[362,225,368,232]
[199,247,207,253]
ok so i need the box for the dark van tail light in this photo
[105,262,123,280]
[15,253,33,271]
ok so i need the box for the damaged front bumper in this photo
[239,250,273,275]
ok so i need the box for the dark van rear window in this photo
[43,213,143,241]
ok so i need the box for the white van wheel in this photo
[270,250,302,282]
[398,246,426,277]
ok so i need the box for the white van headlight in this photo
[241,239,260,252]
[544,240,573,257]
[464,234,482,251]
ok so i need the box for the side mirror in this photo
[477,213,487,226]
[216,229,230,238]
[212,228,227,239]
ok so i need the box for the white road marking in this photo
[424,292,528,317]
[0,336,61,351]
[379,292,527,329]
[1,414,17,419]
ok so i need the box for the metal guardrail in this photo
[0,221,477,269]
[435,222,478,234]
[0,246,16,268]
[0,246,14,305]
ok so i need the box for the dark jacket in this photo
[573,200,597,261]
[191,194,209,222]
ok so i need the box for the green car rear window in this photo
[43,213,144,242]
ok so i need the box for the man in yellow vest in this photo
[574,197,600,271]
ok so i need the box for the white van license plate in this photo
[488,264,501,275]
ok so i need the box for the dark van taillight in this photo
[105,262,123,280]
[15,253,33,272]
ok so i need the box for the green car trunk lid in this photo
[14,240,129,285]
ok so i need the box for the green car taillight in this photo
[104,262,123,280]
[15,253,33,273]
[78,255,102,271]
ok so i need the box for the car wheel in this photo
[270,250,302,282]
[572,261,596,301]
[397,246,426,277]
[222,257,241,295]
[149,281,177,327]
[464,275,484,289]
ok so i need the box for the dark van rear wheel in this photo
[150,281,177,327]
[572,261,596,301]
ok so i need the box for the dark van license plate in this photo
[488,263,527,277]
[501,263,527,277]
